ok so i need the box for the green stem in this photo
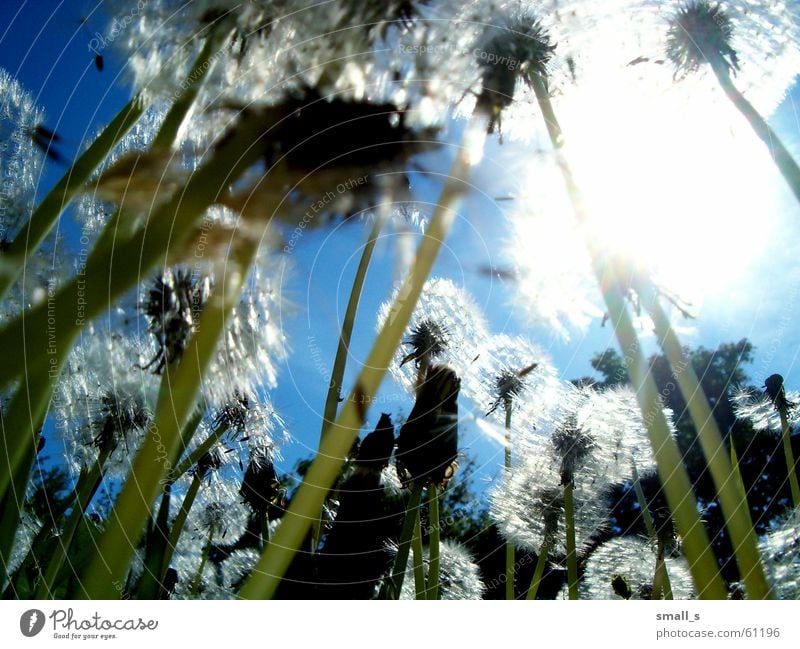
[730,437,749,504]
[631,464,656,539]
[151,28,232,150]
[637,282,770,599]
[652,540,666,600]
[0,359,57,578]
[564,483,578,600]
[529,73,727,600]
[776,406,800,508]
[526,543,550,601]
[631,465,674,600]
[380,483,424,599]
[160,473,203,583]
[0,97,144,300]
[79,232,263,599]
[168,421,230,486]
[504,404,514,600]
[427,483,441,600]
[191,535,212,597]
[714,65,800,208]
[411,508,426,600]
[312,213,386,548]
[239,119,487,600]
[35,445,112,599]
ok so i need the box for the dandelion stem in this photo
[564,483,578,600]
[504,403,514,600]
[168,421,230,486]
[730,438,748,504]
[637,282,770,599]
[380,483,424,599]
[79,230,265,599]
[0,96,143,301]
[631,466,674,600]
[160,473,203,584]
[412,507,426,600]
[238,119,487,600]
[35,445,113,599]
[713,65,800,208]
[312,211,386,548]
[529,72,728,600]
[427,483,441,600]
[151,27,232,151]
[525,543,550,600]
[776,405,800,508]
[631,464,656,539]
[652,540,667,600]
[0,359,57,578]
[191,535,212,597]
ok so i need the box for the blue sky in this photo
[2,0,800,486]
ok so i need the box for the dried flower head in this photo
[239,450,285,518]
[355,413,396,472]
[396,365,460,487]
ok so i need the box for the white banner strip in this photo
[1,600,798,647]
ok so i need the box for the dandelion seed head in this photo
[140,267,210,374]
[758,506,800,599]
[187,479,250,544]
[202,250,289,410]
[666,2,739,76]
[576,386,665,486]
[400,539,486,599]
[0,68,45,242]
[469,334,563,432]
[581,536,694,599]
[220,548,260,590]
[54,329,158,477]
[732,386,799,434]
[489,454,608,555]
[379,277,489,396]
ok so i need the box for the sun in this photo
[515,76,779,322]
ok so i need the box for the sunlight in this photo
[513,77,781,324]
